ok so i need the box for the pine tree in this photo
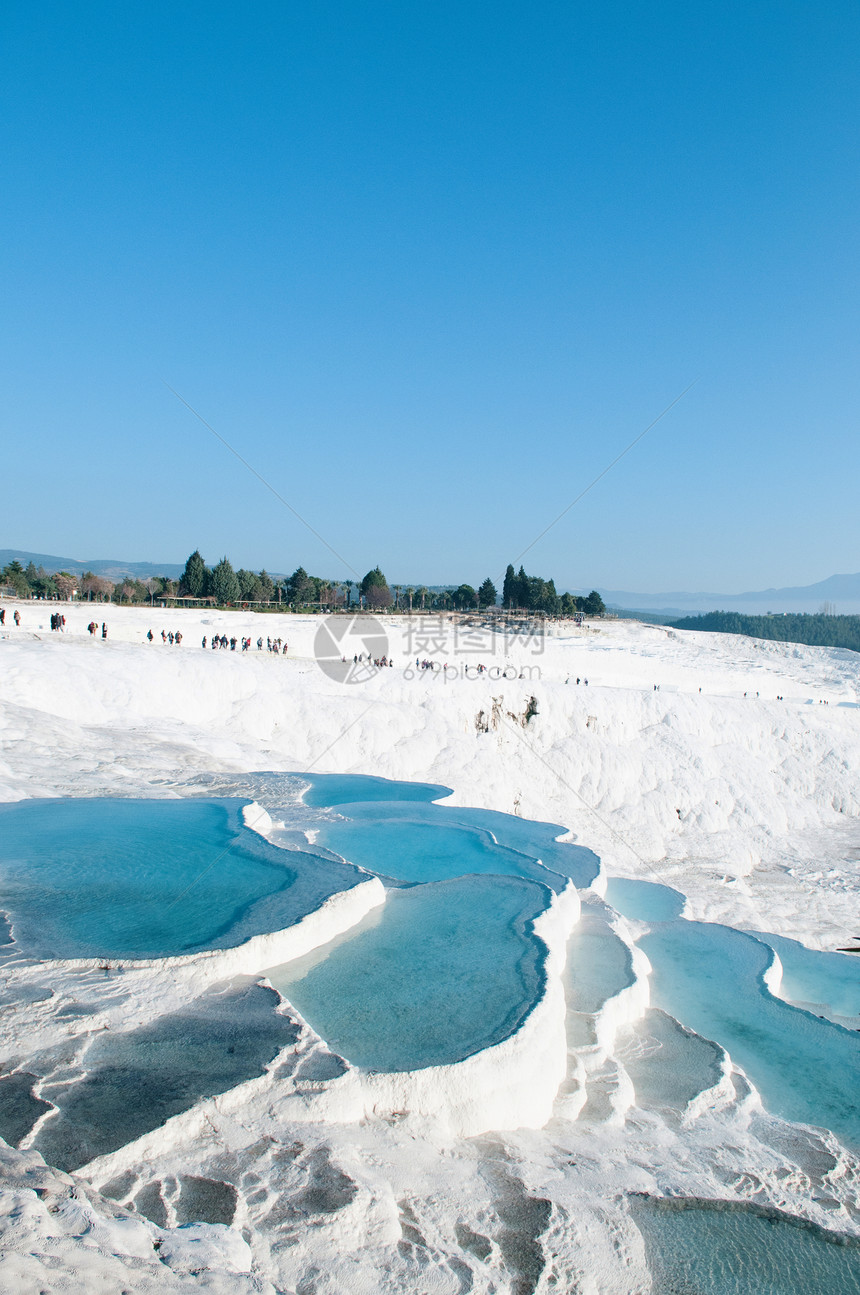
[478,577,497,608]
[3,560,29,596]
[210,556,240,604]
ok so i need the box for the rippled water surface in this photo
[631,1196,860,1295]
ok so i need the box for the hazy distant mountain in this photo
[599,572,860,618]
[0,549,186,582]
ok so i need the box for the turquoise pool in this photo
[0,797,363,960]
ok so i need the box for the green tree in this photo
[362,567,392,610]
[532,577,559,615]
[210,556,240,604]
[3,560,29,596]
[559,592,578,616]
[28,565,56,598]
[502,564,517,609]
[453,583,477,609]
[478,577,497,608]
[258,569,275,601]
[237,568,262,601]
[286,567,312,604]
[360,566,388,598]
[113,578,148,604]
[582,590,605,616]
[179,549,208,598]
[516,565,529,609]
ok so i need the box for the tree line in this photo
[670,610,860,654]
[179,554,605,615]
[502,565,605,616]
[1,551,606,617]
[2,559,116,602]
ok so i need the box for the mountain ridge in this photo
[598,571,860,616]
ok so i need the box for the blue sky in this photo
[2,1,858,592]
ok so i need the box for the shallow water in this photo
[604,874,860,1148]
[300,772,449,807]
[258,774,595,1070]
[604,876,686,922]
[639,920,860,1148]
[631,1195,860,1294]
[752,929,860,1027]
[621,1009,725,1112]
[0,797,362,959]
[315,806,596,892]
[267,873,549,1070]
[31,982,298,1172]
[318,815,555,888]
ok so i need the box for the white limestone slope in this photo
[2,605,859,946]
[1,604,860,1293]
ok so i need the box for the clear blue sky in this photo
[3,1,858,593]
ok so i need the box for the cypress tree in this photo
[516,565,529,609]
[502,565,517,608]
[180,549,208,598]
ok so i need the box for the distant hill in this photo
[598,572,860,618]
[670,610,860,654]
[0,550,186,582]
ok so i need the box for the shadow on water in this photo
[30,982,298,1172]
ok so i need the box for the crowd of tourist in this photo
[353,652,393,668]
[195,633,288,654]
